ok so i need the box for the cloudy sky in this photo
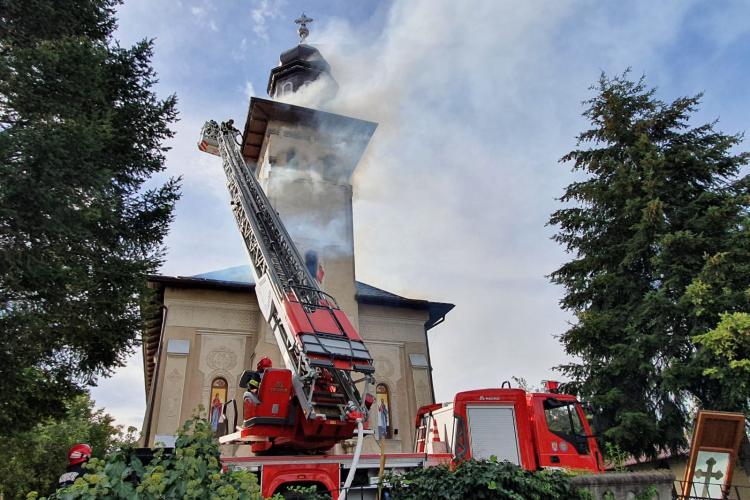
[91,0,750,429]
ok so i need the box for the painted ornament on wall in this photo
[209,377,228,432]
[376,383,392,439]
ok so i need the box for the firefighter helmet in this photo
[67,443,92,466]
[257,356,273,372]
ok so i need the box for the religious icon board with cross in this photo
[681,410,745,499]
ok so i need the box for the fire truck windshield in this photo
[543,398,589,454]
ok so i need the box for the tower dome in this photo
[267,14,338,102]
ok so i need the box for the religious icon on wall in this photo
[209,378,228,433]
[681,410,745,499]
[376,383,391,440]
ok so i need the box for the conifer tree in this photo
[0,0,179,434]
[550,73,750,457]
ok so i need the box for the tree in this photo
[0,392,137,499]
[549,72,750,458]
[690,312,750,412]
[0,0,179,434]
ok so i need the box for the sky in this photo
[91,0,750,430]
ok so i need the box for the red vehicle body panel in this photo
[415,387,602,473]
[451,389,539,470]
[240,368,357,453]
[261,462,340,499]
[223,453,453,498]
[282,296,368,372]
[527,393,603,472]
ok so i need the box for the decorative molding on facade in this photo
[206,348,239,372]
[156,355,188,436]
[196,329,255,337]
[359,314,426,327]
[165,297,260,311]
[198,334,248,417]
[165,301,258,331]
[359,339,406,347]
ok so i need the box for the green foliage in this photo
[0,0,180,435]
[383,457,587,499]
[0,392,136,499]
[634,485,658,500]
[692,312,750,411]
[284,485,331,499]
[549,71,750,458]
[602,442,629,472]
[44,415,263,499]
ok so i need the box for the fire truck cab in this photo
[415,383,603,473]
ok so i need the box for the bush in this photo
[383,457,587,500]
[38,415,264,500]
[0,393,135,499]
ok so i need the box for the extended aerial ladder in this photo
[198,120,375,453]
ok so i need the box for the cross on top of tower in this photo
[294,13,313,44]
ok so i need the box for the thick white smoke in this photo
[277,0,711,400]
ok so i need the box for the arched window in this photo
[375,383,392,439]
[281,81,293,96]
[209,377,228,432]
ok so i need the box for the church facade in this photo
[140,24,453,455]
[141,270,451,455]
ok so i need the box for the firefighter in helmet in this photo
[241,356,273,405]
[58,443,92,488]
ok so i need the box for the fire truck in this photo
[198,120,602,499]
[414,382,603,472]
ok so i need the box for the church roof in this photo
[240,97,377,164]
[278,44,330,71]
[147,265,453,327]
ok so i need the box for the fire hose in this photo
[339,418,364,500]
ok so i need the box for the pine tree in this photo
[0,0,179,434]
[549,72,750,458]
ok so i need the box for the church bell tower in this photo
[239,15,376,331]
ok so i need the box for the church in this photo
[139,17,453,455]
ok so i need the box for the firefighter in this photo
[242,357,273,405]
[58,443,92,488]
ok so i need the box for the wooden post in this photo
[377,436,386,500]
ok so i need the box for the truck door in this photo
[466,405,521,465]
[534,397,600,472]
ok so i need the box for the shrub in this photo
[38,416,264,499]
[383,457,587,500]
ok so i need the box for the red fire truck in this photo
[199,120,602,499]
[414,383,603,472]
[221,382,602,498]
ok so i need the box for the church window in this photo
[281,81,293,96]
[375,383,392,439]
[209,377,228,432]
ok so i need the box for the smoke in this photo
[262,164,353,258]
[273,0,712,400]
[96,0,750,428]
